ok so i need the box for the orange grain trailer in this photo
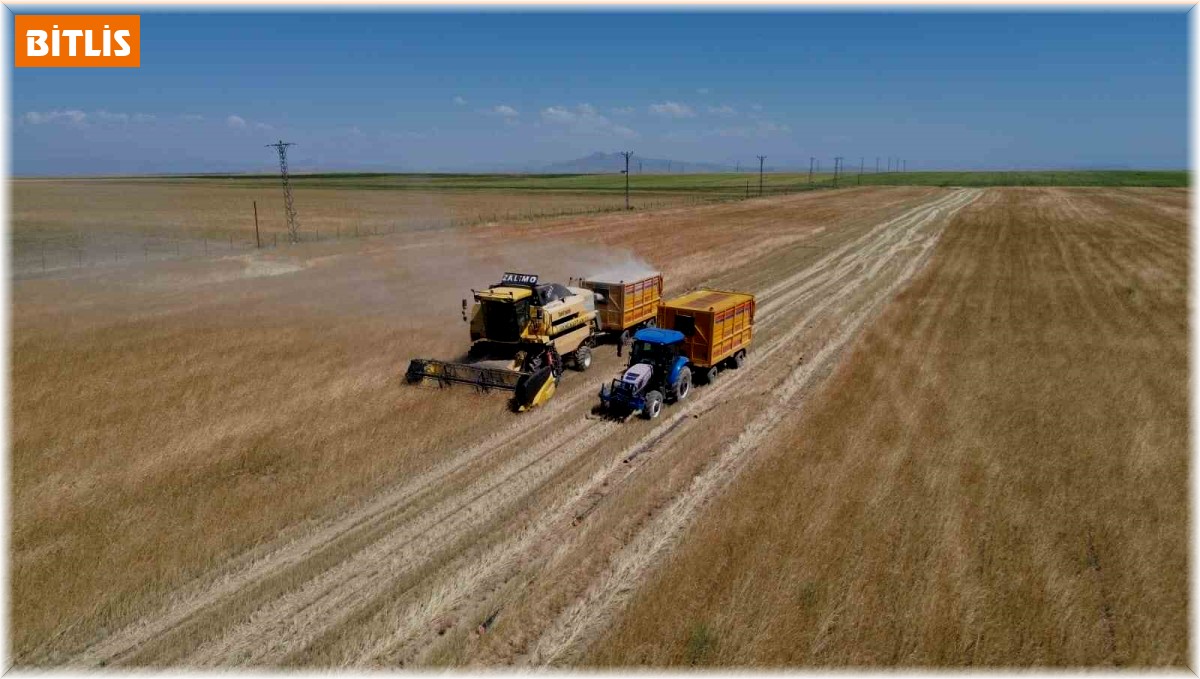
[657,289,755,383]
[578,272,664,341]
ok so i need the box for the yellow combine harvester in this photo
[406,272,598,411]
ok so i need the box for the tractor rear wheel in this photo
[642,390,664,419]
[674,367,692,401]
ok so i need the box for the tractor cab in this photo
[628,327,685,371]
[599,327,690,419]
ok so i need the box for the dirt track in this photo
[17,186,978,668]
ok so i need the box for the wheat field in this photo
[590,187,1188,667]
[10,182,1187,668]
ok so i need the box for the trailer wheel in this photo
[645,317,658,328]
[732,350,747,369]
[571,345,592,371]
[703,365,720,384]
[673,367,692,402]
[620,329,631,345]
[642,390,664,419]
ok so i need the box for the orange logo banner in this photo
[15,15,140,68]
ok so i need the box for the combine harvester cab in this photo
[598,288,755,420]
[575,272,663,345]
[406,272,598,412]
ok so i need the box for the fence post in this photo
[254,200,261,249]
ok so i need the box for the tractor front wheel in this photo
[642,390,664,420]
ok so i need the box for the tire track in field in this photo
[69,189,970,668]
[330,189,980,667]
[524,188,982,665]
[181,190,974,667]
[68,367,602,667]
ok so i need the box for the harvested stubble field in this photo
[10,180,1188,668]
[593,187,1189,666]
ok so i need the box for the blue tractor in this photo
[597,327,694,420]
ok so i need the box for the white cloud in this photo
[707,104,737,117]
[253,121,273,131]
[649,101,696,119]
[182,114,205,122]
[610,106,635,116]
[541,105,575,124]
[93,110,129,123]
[697,87,711,95]
[750,103,764,112]
[453,95,468,105]
[226,115,247,129]
[541,104,637,139]
[488,105,520,122]
[22,110,86,126]
[21,109,157,127]
[486,105,520,126]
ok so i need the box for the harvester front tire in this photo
[572,346,592,372]
[673,367,692,402]
[642,391,664,420]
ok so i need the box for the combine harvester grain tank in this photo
[599,288,756,420]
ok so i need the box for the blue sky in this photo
[9,10,1188,175]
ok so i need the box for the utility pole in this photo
[833,156,842,187]
[619,151,633,210]
[638,160,642,175]
[858,157,864,185]
[809,156,814,186]
[876,156,880,173]
[266,140,300,243]
[253,200,261,248]
[757,155,766,196]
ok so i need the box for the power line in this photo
[756,155,766,196]
[266,140,300,243]
[619,151,633,210]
